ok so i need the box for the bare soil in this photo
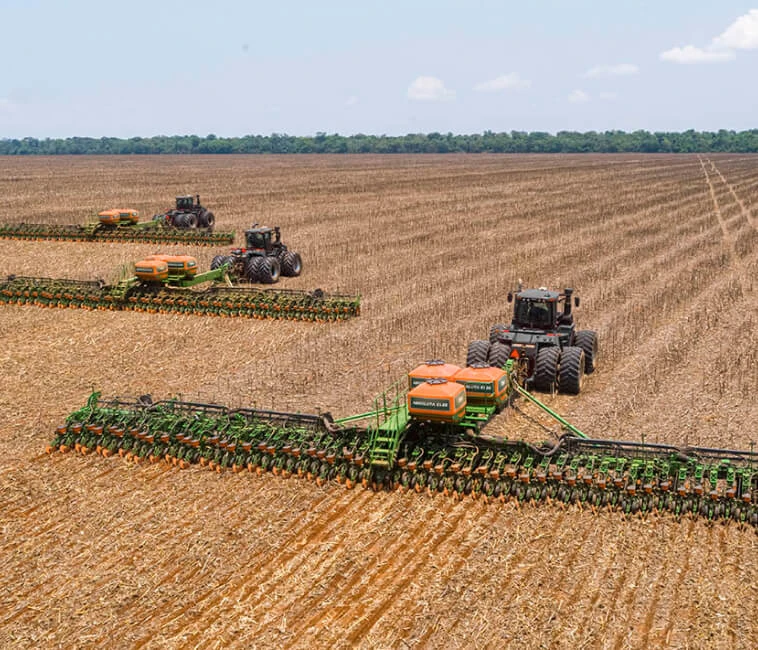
[0,154,756,649]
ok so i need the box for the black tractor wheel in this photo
[558,346,585,395]
[257,257,281,284]
[197,209,214,229]
[184,213,198,228]
[172,213,187,228]
[281,251,303,277]
[533,347,560,392]
[466,340,490,366]
[489,323,508,344]
[575,330,598,374]
[210,255,226,270]
[487,342,512,368]
[244,257,264,282]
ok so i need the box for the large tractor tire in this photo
[466,340,490,366]
[281,251,303,277]
[257,257,281,284]
[487,341,512,368]
[210,255,227,270]
[175,213,197,228]
[244,257,265,282]
[533,347,560,392]
[489,323,508,344]
[199,209,215,229]
[575,330,598,374]
[558,346,585,395]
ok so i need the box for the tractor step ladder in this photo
[366,379,410,468]
[369,406,410,467]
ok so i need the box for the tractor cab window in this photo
[246,231,269,249]
[176,197,192,209]
[514,299,553,328]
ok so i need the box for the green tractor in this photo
[211,224,303,284]
[466,287,598,394]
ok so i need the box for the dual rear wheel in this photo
[245,256,281,283]
[529,345,587,394]
[465,338,594,394]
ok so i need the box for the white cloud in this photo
[473,73,531,92]
[713,9,758,49]
[345,96,358,106]
[660,45,735,64]
[0,98,14,112]
[583,63,639,78]
[661,9,758,64]
[568,89,590,104]
[407,76,455,102]
[598,91,617,101]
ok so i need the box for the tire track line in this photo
[405,506,503,648]
[215,491,427,644]
[340,501,473,647]
[699,155,753,297]
[90,480,341,646]
[660,519,695,645]
[274,496,450,644]
[699,156,734,245]
[134,487,370,649]
[566,518,620,644]
[261,493,437,640]
[638,525,676,649]
[708,158,757,231]
[439,507,570,642]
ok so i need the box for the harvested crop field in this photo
[1,153,757,649]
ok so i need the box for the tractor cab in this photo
[512,292,556,329]
[244,225,281,252]
[508,287,578,330]
[469,285,596,394]
[175,195,199,211]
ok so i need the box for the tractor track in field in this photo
[609,527,663,650]
[202,491,426,644]
[270,494,447,642]
[236,495,471,646]
[2,154,758,649]
[659,519,696,645]
[698,155,753,295]
[377,178,708,316]
[699,157,739,242]
[131,487,371,648]
[707,158,758,231]
[438,508,573,641]
[568,519,621,646]
[339,501,473,647]
[399,506,504,647]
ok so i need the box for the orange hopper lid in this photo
[409,360,462,379]
[409,378,465,399]
[454,365,506,382]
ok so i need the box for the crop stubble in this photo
[0,154,756,648]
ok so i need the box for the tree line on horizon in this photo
[2,129,758,154]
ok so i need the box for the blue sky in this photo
[1,0,757,137]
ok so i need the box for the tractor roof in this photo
[246,226,274,234]
[517,288,560,300]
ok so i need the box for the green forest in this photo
[2,129,758,154]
